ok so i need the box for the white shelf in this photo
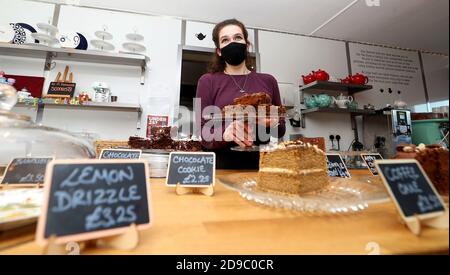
[0,42,149,67]
[15,101,141,112]
[44,101,142,112]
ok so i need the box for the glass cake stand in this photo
[218,173,390,214]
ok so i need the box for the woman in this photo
[196,19,286,169]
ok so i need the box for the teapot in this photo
[351,73,369,85]
[315,94,332,108]
[17,88,32,99]
[304,95,317,109]
[340,76,353,84]
[347,100,358,110]
[312,69,330,81]
[301,73,316,85]
[333,93,354,108]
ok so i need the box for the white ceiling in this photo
[34,0,449,54]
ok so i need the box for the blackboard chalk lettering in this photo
[167,153,216,187]
[177,165,206,174]
[85,206,116,231]
[398,181,423,195]
[60,166,134,188]
[51,185,142,213]
[172,156,214,165]
[102,151,141,159]
[85,205,137,231]
[15,159,50,165]
[376,161,446,219]
[384,166,420,182]
[417,194,442,213]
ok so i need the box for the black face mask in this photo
[220,42,247,66]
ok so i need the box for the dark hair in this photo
[208,18,254,73]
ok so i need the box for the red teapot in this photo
[301,73,316,85]
[312,69,330,81]
[351,73,369,85]
[340,76,353,84]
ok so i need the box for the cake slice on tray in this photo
[257,140,329,195]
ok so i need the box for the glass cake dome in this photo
[0,83,96,166]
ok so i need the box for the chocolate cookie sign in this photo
[100,149,142,160]
[36,160,152,245]
[166,152,215,187]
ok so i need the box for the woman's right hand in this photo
[223,120,255,148]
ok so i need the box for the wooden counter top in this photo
[0,170,448,255]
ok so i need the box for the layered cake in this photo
[393,144,448,196]
[257,140,329,194]
[129,126,202,151]
[294,137,326,152]
[222,92,286,118]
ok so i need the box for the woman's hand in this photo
[223,120,255,148]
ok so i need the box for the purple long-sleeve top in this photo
[195,71,286,150]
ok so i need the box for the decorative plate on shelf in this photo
[58,32,81,49]
[90,39,115,51]
[9,23,42,44]
[10,23,27,44]
[75,32,88,50]
[122,42,146,53]
[17,23,39,44]
[219,173,390,214]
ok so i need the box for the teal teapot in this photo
[304,95,317,109]
[315,93,332,108]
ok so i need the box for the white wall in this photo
[258,30,354,150]
[349,43,427,109]
[2,2,182,140]
[422,53,449,103]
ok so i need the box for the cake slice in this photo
[222,92,286,118]
[393,144,449,196]
[257,140,329,194]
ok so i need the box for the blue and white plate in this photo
[58,32,80,49]
[9,23,39,44]
[75,32,88,50]
[17,23,39,43]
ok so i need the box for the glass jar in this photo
[0,83,96,166]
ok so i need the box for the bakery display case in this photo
[0,83,96,167]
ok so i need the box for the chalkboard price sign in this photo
[375,160,446,219]
[36,160,152,245]
[166,152,215,187]
[100,149,142,160]
[1,157,53,185]
[326,154,351,178]
[47,82,76,97]
[360,153,383,175]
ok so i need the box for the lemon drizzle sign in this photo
[36,159,152,245]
